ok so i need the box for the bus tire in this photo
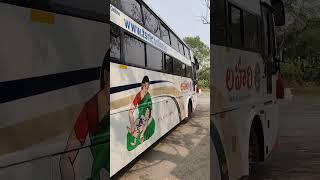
[249,125,260,176]
[211,121,229,180]
[188,100,193,118]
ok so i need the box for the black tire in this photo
[188,101,192,118]
[249,126,260,176]
[210,122,229,180]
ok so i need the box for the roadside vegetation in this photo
[184,36,210,90]
[277,0,320,95]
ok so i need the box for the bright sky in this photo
[144,0,210,46]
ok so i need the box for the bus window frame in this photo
[114,29,192,78]
[212,1,263,54]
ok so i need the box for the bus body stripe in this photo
[0,67,101,104]
[110,80,172,94]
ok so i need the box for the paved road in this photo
[253,95,320,180]
[116,92,210,180]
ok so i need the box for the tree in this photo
[276,0,320,85]
[200,0,210,24]
[184,36,210,88]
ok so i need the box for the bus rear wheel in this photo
[249,126,260,176]
[188,101,192,118]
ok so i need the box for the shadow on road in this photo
[117,93,210,180]
[252,95,320,180]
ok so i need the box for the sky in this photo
[144,0,210,46]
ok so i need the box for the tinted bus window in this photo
[173,59,182,76]
[111,0,120,7]
[186,66,192,78]
[244,12,258,50]
[164,54,173,73]
[178,41,184,55]
[181,63,186,77]
[184,46,190,59]
[124,34,145,67]
[212,0,227,45]
[121,0,143,24]
[142,6,161,37]
[170,32,179,51]
[1,0,30,6]
[160,24,171,45]
[229,5,243,47]
[147,45,163,70]
[110,25,121,60]
[268,12,275,56]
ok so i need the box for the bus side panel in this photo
[211,45,265,178]
[0,156,52,180]
[110,96,179,176]
[110,64,182,176]
[0,3,108,179]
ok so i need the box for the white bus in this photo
[0,0,199,179]
[109,0,199,177]
[210,0,285,179]
[0,0,110,179]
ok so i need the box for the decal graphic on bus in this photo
[127,76,156,151]
[225,57,253,92]
[59,51,110,180]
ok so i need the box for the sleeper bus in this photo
[0,0,110,179]
[109,0,199,177]
[210,0,285,179]
[0,0,199,179]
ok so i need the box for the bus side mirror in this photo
[272,0,285,26]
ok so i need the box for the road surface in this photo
[115,92,210,180]
[253,95,320,180]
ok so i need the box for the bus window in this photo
[178,41,184,55]
[243,11,258,50]
[142,5,161,37]
[184,46,189,59]
[268,12,276,56]
[262,6,274,94]
[1,0,30,7]
[173,59,182,76]
[110,25,121,61]
[186,66,192,78]
[164,54,173,73]
[123,34,145,67]
[181,63,186,77]
[212,0,227,45]
[229,4,243,47]
[262,6,270,58]
[146,45,163,71]
[111,0,120,7]
[121,0,143,24]
[160,23,171,45]
[170,32,179,51]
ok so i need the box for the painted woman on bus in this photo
[127,76,155,151]
[59,50,110,180]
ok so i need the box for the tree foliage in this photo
[277,0,320,85]
[183,36,210,88]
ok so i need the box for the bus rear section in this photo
[210,0,285,179]
[0,1,110,179]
